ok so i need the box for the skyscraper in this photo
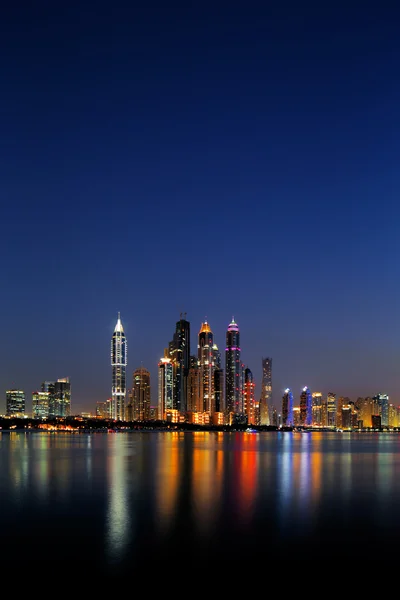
[312,392,323,427]
[169,314,190,414]
[187,354,200,413]
[32,391,49,419]
[260,357,272,425]
[244,367,256,425]
[198,320,215,415]
[6,389,25,417]
[282,388,294,427]
[158,354,173,420]
[111,313,127,421]
[300,386,312,426]
[374,393,389,428]
[48,378,71,418]
[130,367,151,421]
[225,318,242,421]
[327,392,336,427]
[213,344,224,414]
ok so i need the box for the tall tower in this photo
[131,367,151,421]
[213,343,224,414]
[111,313,127,421]
[300,386,312,426]
[260,357,272,425]
[312,392,323,427]
[327,392,336,427]
[282,388,294,427]
[198,320,215,415]
[225,317,242,421]
[244,367,256,425]
[158,355,173,420]
[169,314,190,415]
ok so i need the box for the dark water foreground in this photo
[0,430,398,572]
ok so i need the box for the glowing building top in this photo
[227,317,239,332]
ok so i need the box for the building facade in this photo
[32,391,49,419]
[169,315,190,414]
[300,386,312,426]
[48,378,71,418]
[243,367,256,425]
[259,357,272,425]
[282,388,294,427]
[130,367,151,421]
[6,389,25,417]
[198,320,215,415]
[111,313,127,421]
[158,355,173,421]
[225,318,242,422]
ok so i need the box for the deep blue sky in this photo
[1,1,399,415]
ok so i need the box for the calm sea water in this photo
[1,430,398,571]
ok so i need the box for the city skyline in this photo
[1,3,399,414]
[1,311,394,416]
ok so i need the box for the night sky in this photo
[1,1,399,415]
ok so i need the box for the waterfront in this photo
[1,430,398,571]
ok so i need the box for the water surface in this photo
[1,430,398,571]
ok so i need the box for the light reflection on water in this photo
[1,430,400,569]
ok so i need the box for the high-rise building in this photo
[212,343,224,414]
[300,387,312,426]
[225,318,242,422]
[169,315,190,414]
[341,402,352,429]
[282,388,294,427]
[244,367,256,425]
[96,398,113,419]
[374,394,389,428]
[158,354,173,421]
[357,396,379,428]
[198,320,216,415]
[327,393,336,427]
[111,313,127,421]
[131,367,151,421]
[260,357,272,425]
[32,391,49,419]
[312,392,323,427]
[187,355,200,413]
[388,404,398,428]
[48,378,71,418]
[6,389,25,417]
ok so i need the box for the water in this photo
[1,430,398,571]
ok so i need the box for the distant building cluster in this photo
[281,389,392,430]
[4,378,71,419]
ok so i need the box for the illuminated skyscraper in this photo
[282,388,294,427]
[187,355,201,413]
[244,367,256,425]
[32,391,49,419]
[213,343,224,413]
[158,354,173,420]
[169,314,190,414]
[6,389,25,417]
[374,393,389,427]
[131,367,151,421]
[225,318,242,421]
[48,378,71,418]
[260,357,272,425]
[300,386,312,426]
[327,392,336,427]
[312,392,323,426]
[198,320,214,414]
[111,313,127,421]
